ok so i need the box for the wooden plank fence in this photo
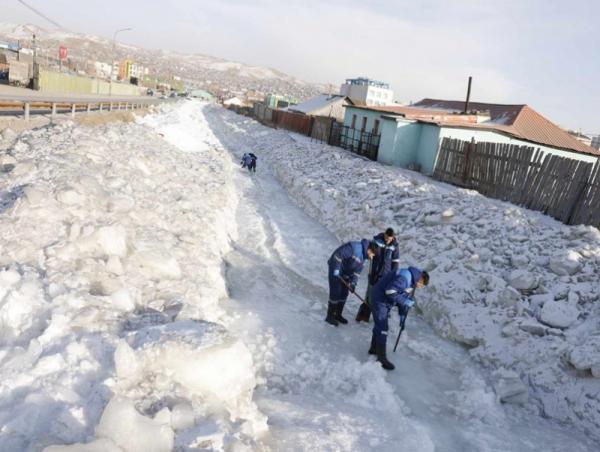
[570,161,600,226]
[433,137,599,227]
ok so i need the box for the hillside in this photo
[0,23,321,99]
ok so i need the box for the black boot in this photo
[336,301,348,325]
[368,335,376,355]
[325,302,339,326]
[376,342,395,370]
[355,303,371,323]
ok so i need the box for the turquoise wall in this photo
[391,120,422,167]
[377,119,398,165]
[343,106,382,132]
[415,124,441,174]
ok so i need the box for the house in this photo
[223,96,245,107]
[287,94,353,121]
[264,93,299,109]
[340,77,394,107]
[191,89,214,101]
[342,99,600,174]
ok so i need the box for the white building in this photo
[93,61,112,79]
[340,77,393,107]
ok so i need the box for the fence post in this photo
[462,137,476,186]
[71,104,76,118]
[566,178,590,225]
[109,102,113,112]
[87,103,91,114]
[99,103,103,112]
[51,102,57,118]
[24,102,30,121]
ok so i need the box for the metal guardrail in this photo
[0,95,164,121]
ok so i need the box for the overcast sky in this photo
[3,0,599,132]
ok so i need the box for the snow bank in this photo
[205,106,600,441]
[0,102,266,450]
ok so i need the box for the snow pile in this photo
[205,105,600,441]
[0,102,267,450]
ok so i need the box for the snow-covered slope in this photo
[204,105,600,445]
[0,104,266,450]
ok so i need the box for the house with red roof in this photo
[342,99,599,174]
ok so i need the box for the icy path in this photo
[202,104,598,451]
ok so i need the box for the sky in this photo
[2,0,599,132]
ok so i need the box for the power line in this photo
[16,0,65,30]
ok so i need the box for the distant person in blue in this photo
[356,227,399,323]
[240,153,253,170]
[326,239,378,326]
[248,153,257,172]
[369,267,429,370]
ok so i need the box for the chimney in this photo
[464,76,472,114]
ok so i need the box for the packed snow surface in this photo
[0,104,265,450]
[1,100,599,451]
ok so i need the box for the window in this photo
[373,119,380,135]
[361,117,367,132]
[351,114,356,129]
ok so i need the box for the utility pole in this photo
[109,28,132,96]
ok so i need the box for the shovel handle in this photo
[338,277,368,306]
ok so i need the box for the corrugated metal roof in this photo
[288,94,352,115]
[350,99,599,156]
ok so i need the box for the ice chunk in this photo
[492,368,528,404]
[114,340,141,381]
[56,188,86,205]
[569,337,600,375]
[130,250,182,280]
[23,186,46,206]
[519,320,546,336]
[43,438,121,452]
[549,250,582,276]
[507,269,538,290]
[127,320,267,436]
[171,402,195,430]
[106,255,124,275]
[76,225,128,258]
[539,300,579,329]
[95,396,174,452]
[497,286,521,308]
[110,287,137,312]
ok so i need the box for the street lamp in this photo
[109,27,132,96]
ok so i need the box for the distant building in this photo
[340,77,394,107]
[568,130,592,147]
[592,135,600,150]
[94,61,112,79]
[117,59,148,81]
[265,93,299,109]
[287,94,353,121]
[191,89,214,101]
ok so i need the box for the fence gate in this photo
[339,126,380,161]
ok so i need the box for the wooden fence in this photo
[272,110,313,135]
[433,137,600,227]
